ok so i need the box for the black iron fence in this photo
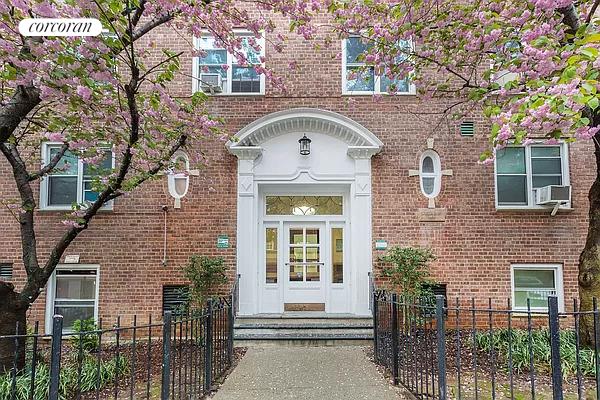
[0,296,234,400]
[373,289,600,400]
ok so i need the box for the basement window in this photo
[511,264,563,312]
[46,265,99,333]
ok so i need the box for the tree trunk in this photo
[0,282,28,372]
[579,127,600,343]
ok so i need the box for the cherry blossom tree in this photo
[0,0,318,370]
[319,0,600,341]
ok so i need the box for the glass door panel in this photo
[287,227,321,283]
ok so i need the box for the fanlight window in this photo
[266,196,343,215]
[167,152,190,208]
[419,150,441,199]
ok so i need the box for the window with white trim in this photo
[342,36,413,95]
[46,265,99,332]
[193,33,265,95]
[495,144,569,208]
[419,150,442,199]
[511,264,563,312]
[40,143,113,209]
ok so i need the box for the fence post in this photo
[204,298,214,394]
[391,293,399,385]
[548,296,563,400]
[436,295,447,400]
[48,315,63,400]
[161,311,172,400]
[373,290,379,364]
[228,294,235,366]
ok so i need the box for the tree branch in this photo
[558,3,581,32]
[28,143,69,181]
[587,0,600,24]
[0,143,40,289]
[0,85,41,143]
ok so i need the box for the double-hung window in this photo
[495,143,569,209]
[46,265,99,332]
[193,33,265,95]
[342,36,413,95]
[511,264,563,312]
[41,143,113,210]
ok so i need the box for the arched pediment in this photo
[227,108,383,159]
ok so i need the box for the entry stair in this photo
[234,313,373,346]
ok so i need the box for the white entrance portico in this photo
[227,108,382,316]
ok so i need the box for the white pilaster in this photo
[348,147,378,316]
[231,147,262,315]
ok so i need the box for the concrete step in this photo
[234,316,373,346]
[235,318,373,329]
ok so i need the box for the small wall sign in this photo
[217,235,229,249]
[64,255,80,264]
[375,240,388,250]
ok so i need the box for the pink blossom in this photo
[76,85,92,102]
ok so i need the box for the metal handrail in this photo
[231,273,240,317]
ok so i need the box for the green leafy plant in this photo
[474,328,596,378]
[0,355,128,400]
[378,246,436,299]
[70,318,99,353]
[182,255,228,309]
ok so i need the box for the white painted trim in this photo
[227,108,384,150]
[494,142,571,211]
[419,149,442,199]
[192,31,266,96]
[39,142,114,211]
[230,110,381,316]
[510,263,564,312]
[45,264,100,333]
[340,37,416,96]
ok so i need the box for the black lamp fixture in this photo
[298,134,311,156]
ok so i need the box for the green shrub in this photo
[182,255,228,309]
[0,355,129,400]
[378,246,436,298]
[70,318,99,353]
[474,328,596,378]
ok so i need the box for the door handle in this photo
[285,262,325,265]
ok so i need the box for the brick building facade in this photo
[0,18,593,332]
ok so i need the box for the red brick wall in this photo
[0,14,592,330]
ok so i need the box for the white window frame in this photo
[341,36,416,96]
[192,31,265,96]
[419,150,442,199]
[510,263,564,312]
[45,264,100,333]
[494,142,571,210]
[40,142,114,211]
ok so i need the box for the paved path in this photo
[211,346,401,399]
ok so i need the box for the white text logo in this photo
[19,18,103,37]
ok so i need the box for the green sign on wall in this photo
[217,235,229,249]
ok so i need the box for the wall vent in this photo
[162,285,190,316]
[460,121,475,136]
[0,263,12,281]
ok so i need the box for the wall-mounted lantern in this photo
[299,134,311,156]
[167,151,195,208]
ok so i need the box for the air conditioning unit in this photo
[536,185,571,205]
[200,73,222,93]
[494,69,520,88]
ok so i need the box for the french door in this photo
[283,223,326,306]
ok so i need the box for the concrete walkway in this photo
[211,346,401,399]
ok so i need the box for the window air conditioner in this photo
[536,185,571,216]
[536,185,571,205]
[200,73,222,93]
